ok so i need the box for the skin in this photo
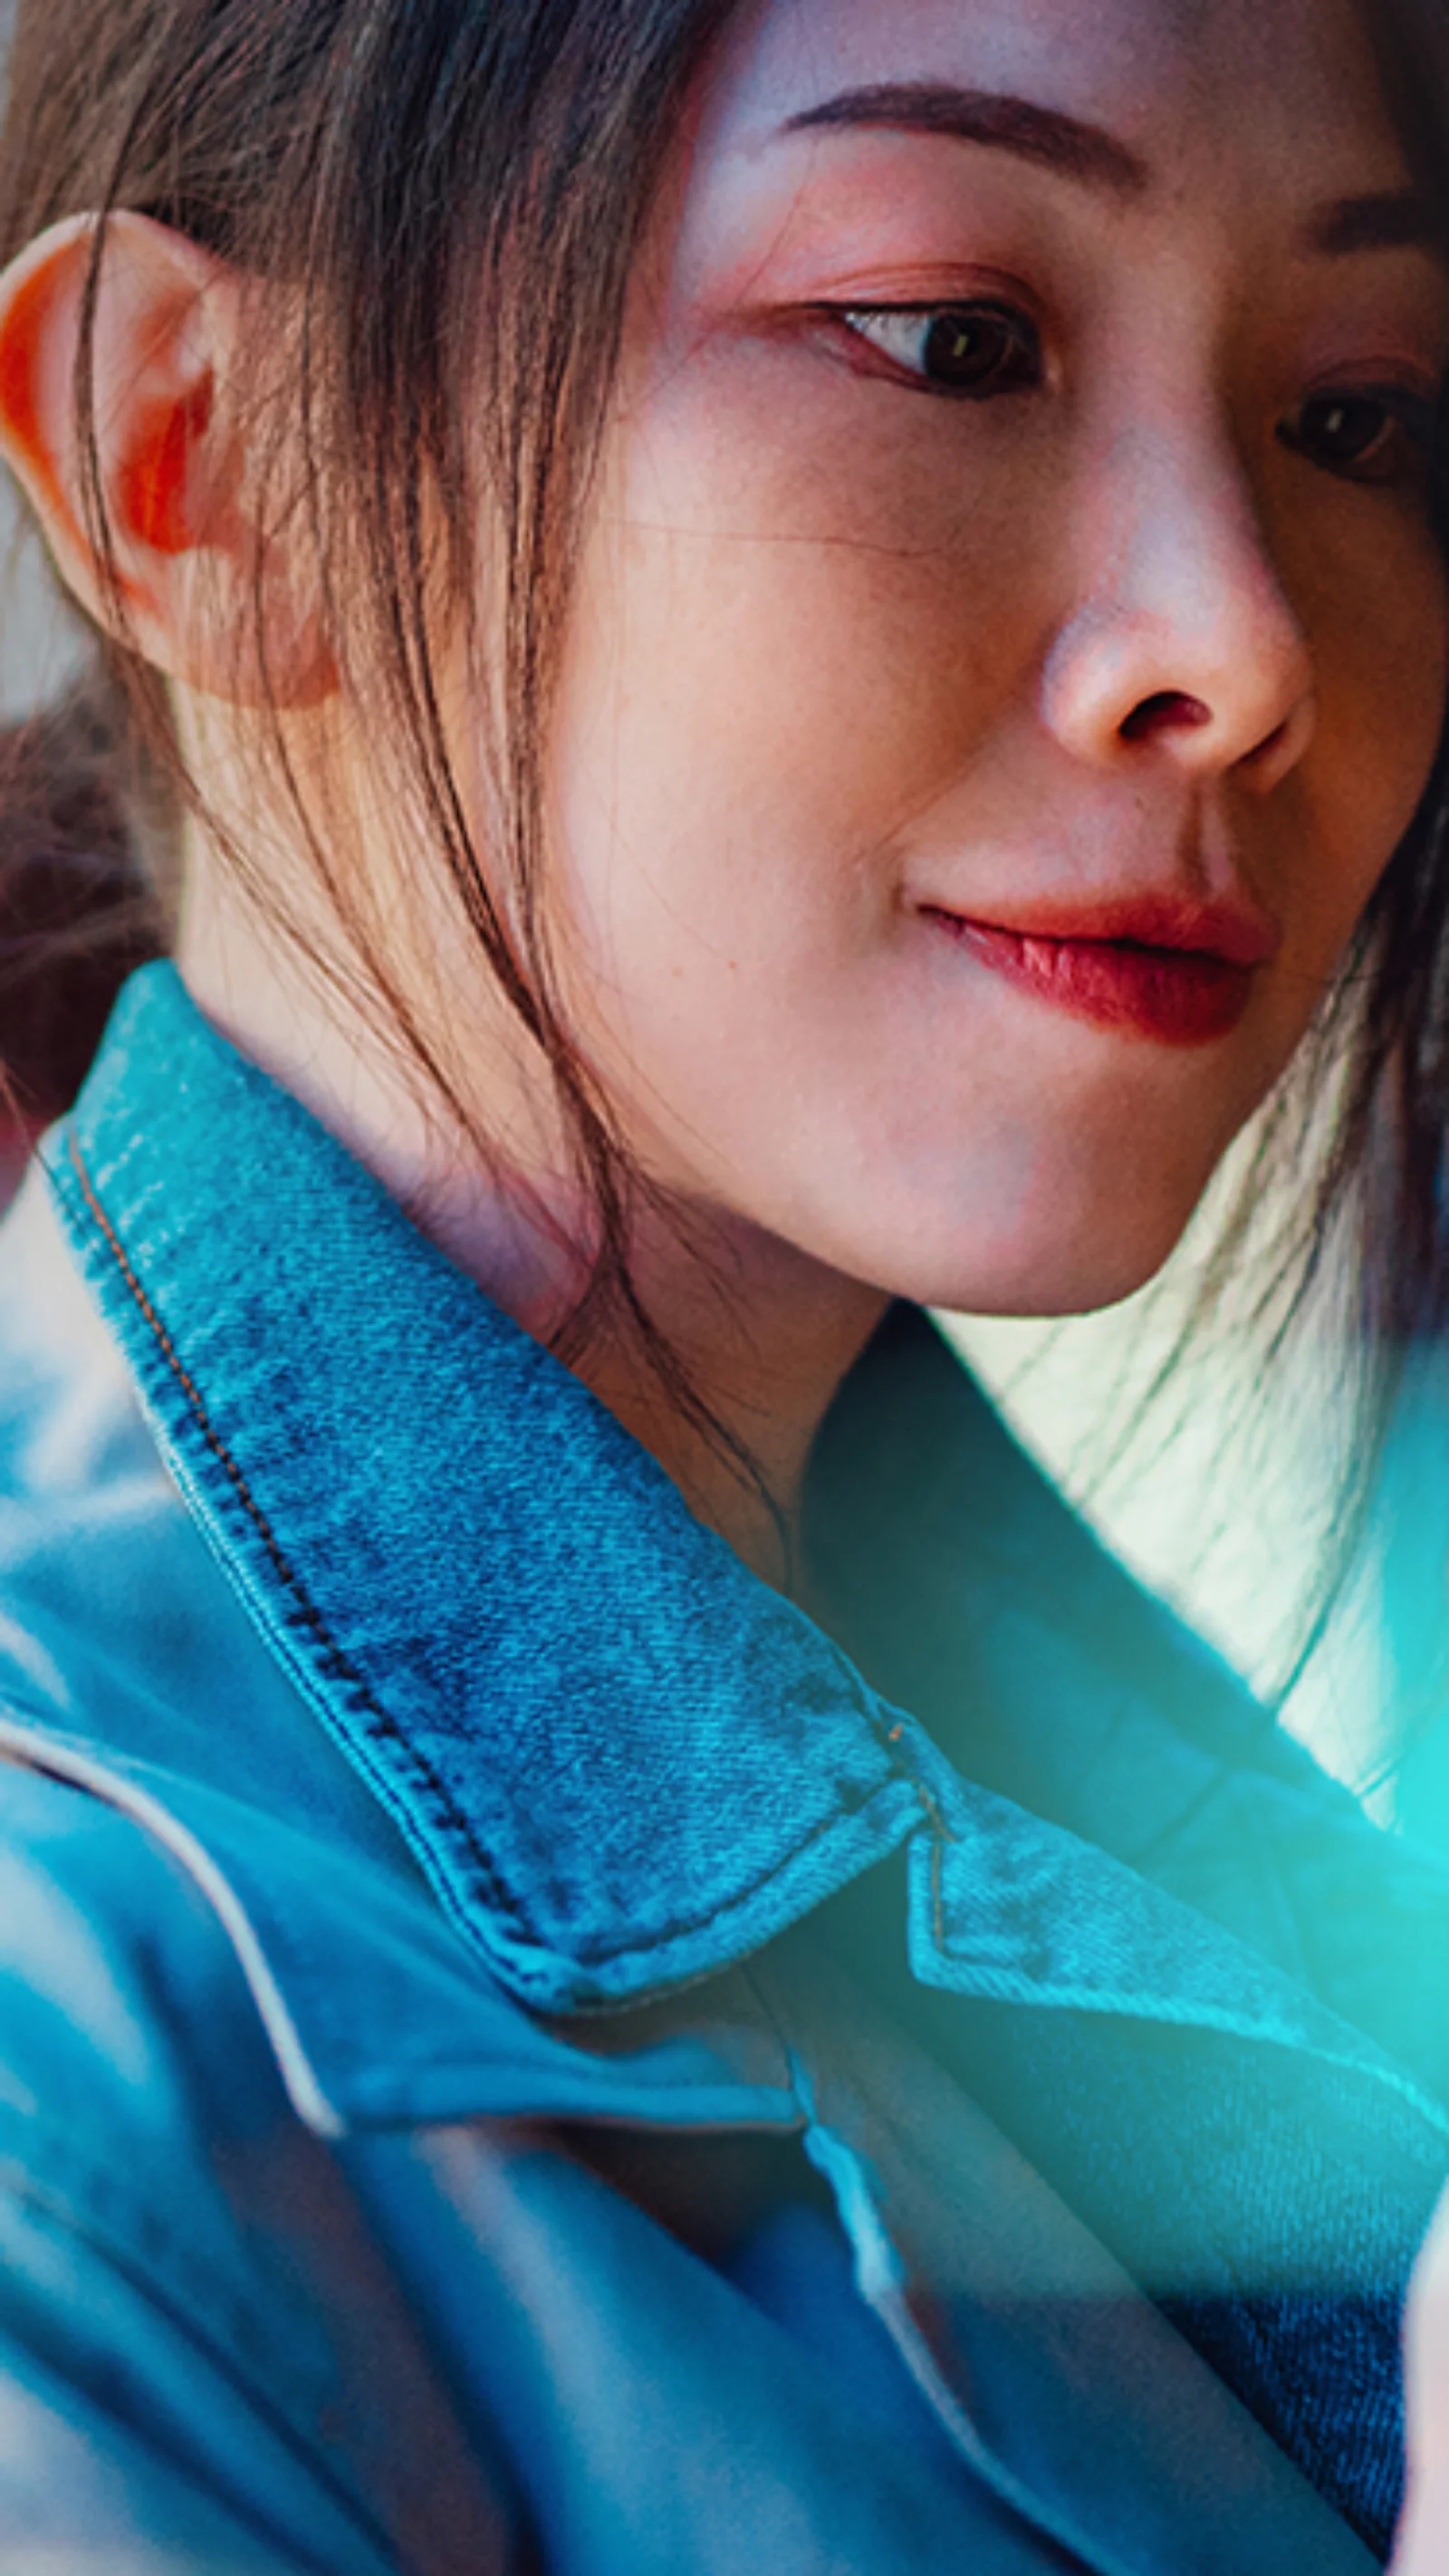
[547,0,1448,1332]
[3,0,1448,1566]
[4,0,1449,2538]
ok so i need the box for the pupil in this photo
[924,311,1008,390]
[1310,395,1383,461]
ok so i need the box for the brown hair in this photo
[0,0,748,1451]
[0,681,158,1141]
[1,0,1449,1382]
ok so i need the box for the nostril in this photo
[1119,690,1213,744]
[1242,715,1291,769]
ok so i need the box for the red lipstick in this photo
[925,896,1278,1048]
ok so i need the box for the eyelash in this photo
[826,301,1439,491]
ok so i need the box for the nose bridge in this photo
[1043,399,1313,774]
[1138,407,1292,639]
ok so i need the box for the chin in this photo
[761,1005,1272,1327]
[830,1168,1209,1324]
[898,1245,1180,1324]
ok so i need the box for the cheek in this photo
[552,351,1053,956]
[1282,509,1449,951]
[542,362,1449,1303]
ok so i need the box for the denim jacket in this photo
[2,963,1449,2574]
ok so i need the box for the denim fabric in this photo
[50,968,926,2010]
[0,959,1446,2571]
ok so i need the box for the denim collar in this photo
[47,966,934,2012]
[34,966,1449,2137]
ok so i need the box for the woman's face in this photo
[543,0,1449,1314]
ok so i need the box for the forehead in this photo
[700,0,1406,188]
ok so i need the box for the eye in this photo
[1278,386,1435,486]
[838,302,1042,399]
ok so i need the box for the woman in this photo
[2,0,1449,2564]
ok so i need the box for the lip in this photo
[922,894,1280,1048]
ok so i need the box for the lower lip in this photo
[929,917,1257,1047]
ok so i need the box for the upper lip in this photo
[921,891,1281,970]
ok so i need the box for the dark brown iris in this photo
[921,307,1032,394]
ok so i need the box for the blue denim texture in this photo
[0,959,1445,2570]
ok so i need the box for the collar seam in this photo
[871,1714,958,1939]
[534,1775,922,1976]
[63,1131,532,1943]
[62,1128,937,1985]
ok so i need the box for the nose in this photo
[1041,423,1316,791]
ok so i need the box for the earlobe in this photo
[0,211,336,707]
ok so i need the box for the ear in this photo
[0,211,336,707]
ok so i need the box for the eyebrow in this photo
[782,83,1148,197]
[1309,189,1435,258]
[782,84,1442,263]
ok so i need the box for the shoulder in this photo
[0,1748,312,2311]
[0,1748,284,2100]
[0,1162,416,1880]
[0,1750,465,2572]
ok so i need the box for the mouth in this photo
[922,895,1280,1048]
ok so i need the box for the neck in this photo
[177,879,888,1591]
[578,1209,889,1589]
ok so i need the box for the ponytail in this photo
[0,677,161,1144]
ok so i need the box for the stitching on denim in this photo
[859,1689,955,1846]
[64,1129,945,1977]
[64,1133,525,1934]
[886,1755,956,1944]
[555,1777,920,1976]
[929,1824,948,1949]
[538,1701,949,1972]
